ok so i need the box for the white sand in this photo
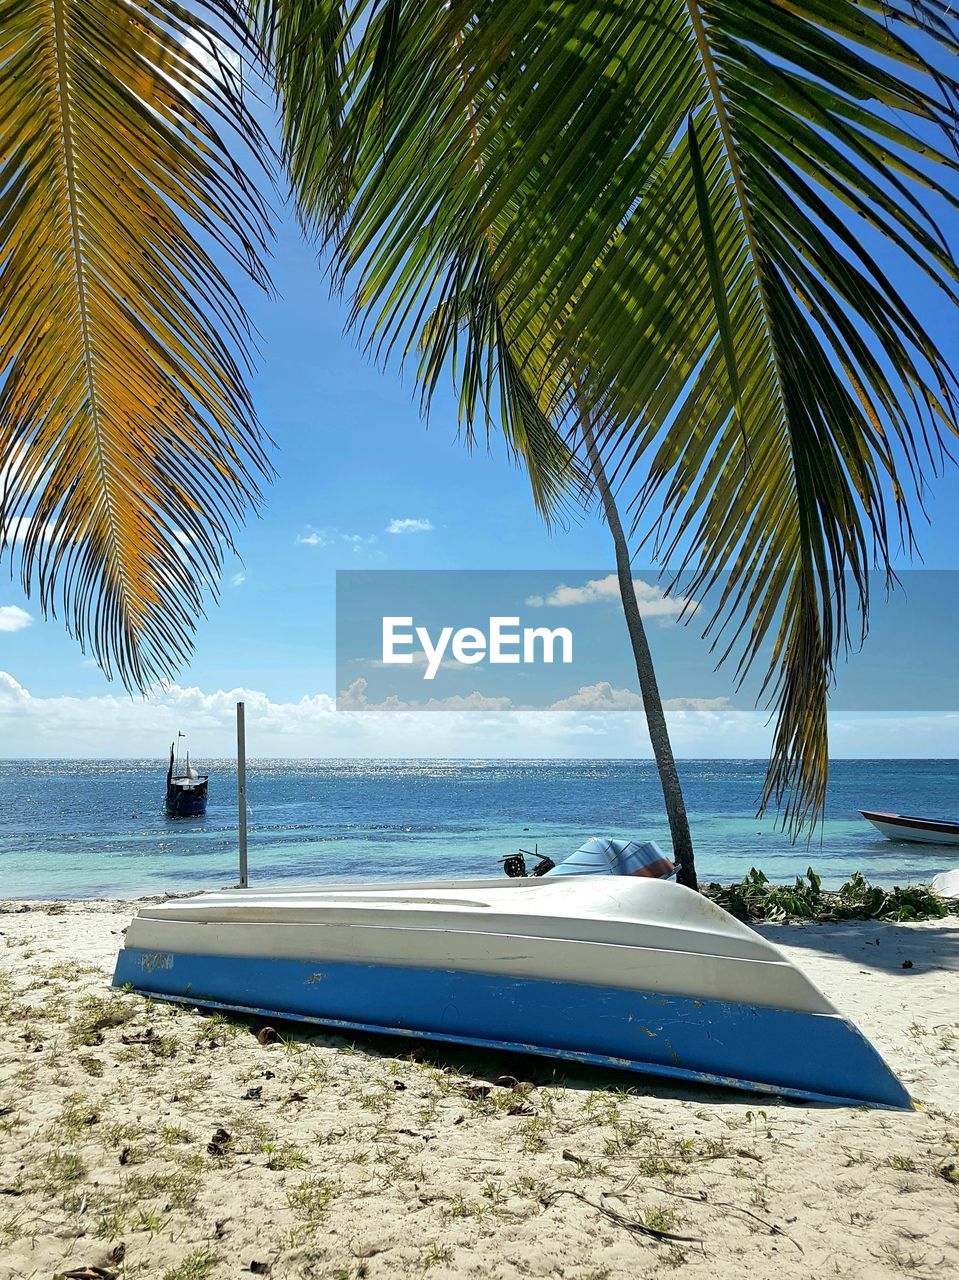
[0,901,957,1280]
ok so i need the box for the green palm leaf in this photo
[265,0,959,831]
[0,0,273,687]
[263,0,582,523]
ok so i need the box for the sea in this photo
[0,758,956,900]
[0,757,952,901]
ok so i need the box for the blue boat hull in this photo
[112,948,912,1109]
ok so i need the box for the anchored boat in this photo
[113,875,910,1109]
[861,809,959,845]
[165,734,208,818]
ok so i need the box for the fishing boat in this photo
[861,809,959,845]
[165,734,208,818]
[113,874,911,1109]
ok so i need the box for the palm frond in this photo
[262,0,582,523]
[0,0,273,687]
[266,0,959,833]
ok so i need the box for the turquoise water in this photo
[0,758,956,899]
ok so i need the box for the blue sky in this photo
[1,88,959,757]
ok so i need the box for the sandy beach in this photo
[0,901,956,1280]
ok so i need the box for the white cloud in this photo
[0,452,93,553]
[0,670,954,761]
[0,444,26,498]
[1,515,55,545]
[661,695,734,718]
[171,31,244,111]
[525,574,695,620]
[296,527,377,551]
[547,681,642,711]
[181,31,242,84]
[0,669,728,757]
[526,575,620,608]
[0,451,55,546]
[361,652,464,674]
[339,679,736,717]
[230,572,246,588]
[386,518,433,535]
[0,606,32,633]
[0,670,28,696]
[338,677,513,713]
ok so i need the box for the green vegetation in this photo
[160,1250,219,1280]
[640,1207,682,1236]
[704,869,954,923]
[261,1140,308,1171]
[124,1168,200,1213]
[885,1153,918,1172]
[423,1243,454,1270]
[68,993,137,1046]
[286,1176,336,1224]
[35,1150,85,1198]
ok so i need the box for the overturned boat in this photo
[545,835,675,879]
[113,875,910,1109]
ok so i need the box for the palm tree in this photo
[580,402,698,887]
[266,0,959,837]
[2,2,957,852]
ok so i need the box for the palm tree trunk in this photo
[578,404,698,890]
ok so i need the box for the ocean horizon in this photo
[1,757,955,899]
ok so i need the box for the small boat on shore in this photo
[861,809,959,845]
[113,875,911,1109]
[165,735,208,818]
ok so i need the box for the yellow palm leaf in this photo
[0,0,273,686]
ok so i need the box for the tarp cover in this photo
[548,836,674,879]
[932,868,959,898]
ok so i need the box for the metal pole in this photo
[237,701,248,888]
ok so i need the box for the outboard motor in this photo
[501,852,528,878]
[500,847,556,878]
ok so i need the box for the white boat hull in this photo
[113,875,911,1109]
[861,810,959,845]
